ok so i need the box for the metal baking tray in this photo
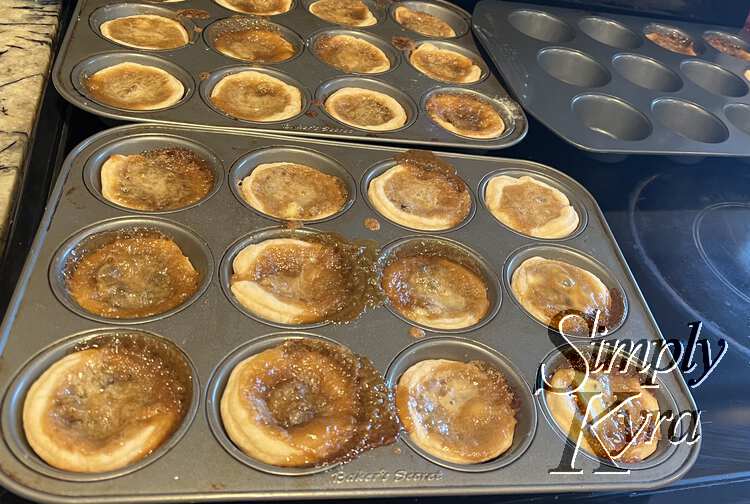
[472,0,750,156]
[0,123,698,502]
[50,0,527,150]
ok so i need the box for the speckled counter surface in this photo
[0,0,61,250]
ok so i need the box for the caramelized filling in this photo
[426,92,504,135]
[101,15,188,50]
[499,180,567,234]
[645,30,697,56]
[214,28,296,62]
[211,74,293,120]
[705,34,750,60]
[315,34,389,73]
[394,6,455,38]
[411,46,476,82]
[66,229,200,319]
[103,147,215,211]
[332,93,394,126]
[220,0,289,15]
[85,64,181,110]
[310,0,373,26]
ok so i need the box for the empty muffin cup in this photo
[537,48,610,87]
[507,9,574,43]
[89,3,198,50]
[680,60,748,97]
[572,94,652,141]
[725,103,750,136]
[652,98,729,144]
[385,336,536,472]
[611,54,682,92]
[49,216,213,324]
[578,17,640,49]
[389,1,469,38]
[1,328,199,481]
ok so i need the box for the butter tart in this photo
[511,256,620,336]
[239,162,348,220]
[368,161,470,230]
[65,230,200,319]
[23,334,192,473]
[314,34,391,74]
[221,338,398,467]
[396,359,517,464]
[484,175,579,239]
[100,15,189,50]
[409,43,481,83]
[325,87,407,130]
[210,70,302,122]
[705,33,750,61]
[214,0,293,16]
[214,25,297,63]
[426,91,505,139]
[545,356,661,463]
[394,5,455,38]
[645,29,697,56]
[101,147,215,212]
[84,62,184,111]
[309,0,377,27]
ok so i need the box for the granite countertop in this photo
[0,0,61,251]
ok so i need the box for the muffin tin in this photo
[51,0,527,150]
[0,124,698,502]
[472,0,750,156]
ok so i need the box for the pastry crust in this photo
[314,34,390,73]
[484,175,579,238]
[426,92,505,139]
[309,0,377,27]
[409,43,481,83]
[396,359,516,464]
[393,6,455,38]
[100,15,189,50]
[210,70,302,122]
[214,0,293,16]
[645,30,697,56]
[367,163,470,230]
[85,62,184,111]
[325,87,407,131]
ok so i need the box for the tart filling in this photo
[214,0,293,16]
[325,87,407,131]
[100,15,189,50]
[309,0,377,27]
[84,62,184,111]
[314,34,391,73]
[409,43,481,83]
[214,25,296,62]
[394,6,455,38]
[210,70,302,122]
[426,91,505,139]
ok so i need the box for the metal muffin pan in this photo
[472,0,750,156]
[0,123,698,502]
[52,0,527,150]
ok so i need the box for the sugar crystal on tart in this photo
[426,91,505,139]
[511,256,623,336]
[101,147,215,211]
[84,62,184,111]
[213,21,297,63]
[314,34,391,74]
[396,359,517,464]
[210,70,302,122]
[409,43,481,83]
[381,242,490,330]
[484,175,579,238]
[368,150,471,230]
[309,0,377,26]
[23,333,192,473]
[393,6,455,38]
[65,229,200,319]
[545,351,661,463]
[239,162,348,220]
[214,0,292,15]
[100,15,189,50]
[221,338,397,467]
[645,28,697,56]
[705,33,750,61]
[325,87,407,131]
[230,232,379,324]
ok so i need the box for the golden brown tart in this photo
[645,29,697,56]
[511,256,621,336]
[410,43,481,83]
[214,25,297,63]
[221,338,397,467]
[210,70,302,122]
[239,162,348,220]
[214,0,293,16]
[368,159,471,230]
[66,230,200,319]
[382,249,490,330]
[396,359,517,464]
[230,233,377,324]
[325,87,407,130]
[101,147,215,211]
[705,33,750,61]
[314,33,390,73]
[745,69,750,81]
[100,15,189,50]
[23,334,192,473]
[484,175,579,238]
[309,0,377,27]
[394,5,455,37]
[426,92,505,139]
[545,355,661,463]
[84,62,184,111]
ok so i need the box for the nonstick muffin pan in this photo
[0,124,698,502]
[472,0,750,156]
[51,0,527,150]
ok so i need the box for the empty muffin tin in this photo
[51,0,527,150]
[472,0,750,156]
[0,124,698,502]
